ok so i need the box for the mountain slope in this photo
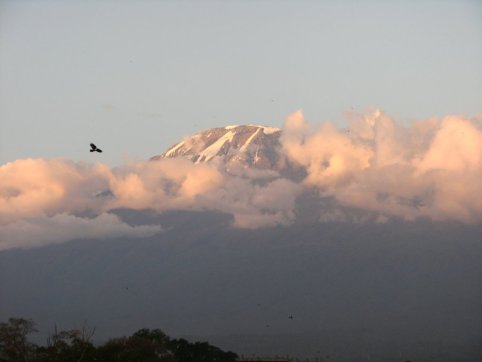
[1,213,481,361]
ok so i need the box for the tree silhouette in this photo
[0,318,238,362]
[97,328,175,362]
[36,323,96,362]
[0,318,37,362]
[169,338,238,362]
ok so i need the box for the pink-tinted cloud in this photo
[281,110,482,223]
[0,156,300,249]
[281,110,372,190]
[0,159,111,223]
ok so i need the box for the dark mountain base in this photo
[1,210,481,361]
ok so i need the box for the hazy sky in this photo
[0,0,481,166]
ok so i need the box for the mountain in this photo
[1,213,481,361]
[151,125,287,171]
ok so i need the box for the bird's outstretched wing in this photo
[90,143,103,153]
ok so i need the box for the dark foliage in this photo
[0,318,237,362]
[96,329,175,362]
[0,318,37,362]
[169,338,238,362]
[35,324,97,362]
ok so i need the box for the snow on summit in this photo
[152,125,283,170]
[225,124,280,134]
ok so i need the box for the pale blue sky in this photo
[1,0,481,166]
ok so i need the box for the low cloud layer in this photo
[1,109,481,250]
[0,213,161,251]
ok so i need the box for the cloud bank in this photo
[1,109,481,250]
[281,110,482,223]
[0,213,161,251]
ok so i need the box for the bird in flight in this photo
[90,143,102,153]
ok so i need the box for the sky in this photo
[0,0,481,166]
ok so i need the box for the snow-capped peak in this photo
[151,124,284,170]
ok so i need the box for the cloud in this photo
[0,213,161,251]
[0,156,300,249]
[1,109,481,250]
[281,110,372,191]
[107,158,225,210]
[196,176,303,228]
[280,109,482,223]
[0,159,112,223]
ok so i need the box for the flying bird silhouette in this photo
[90,143,102,153]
